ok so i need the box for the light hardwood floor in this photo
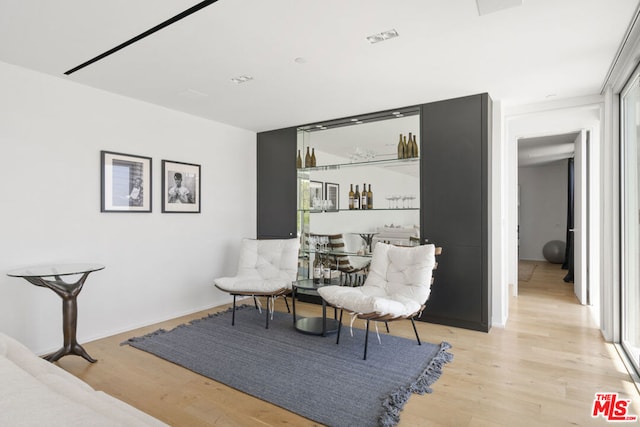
[56,261,640,426]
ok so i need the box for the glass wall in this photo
[621,69,640,373]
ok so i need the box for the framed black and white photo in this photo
[309,180,323,212]
[101,151,152,212]
[162,160,201,213]
[325,182,339,212]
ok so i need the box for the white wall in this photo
[0,61,256,355]
[518,160,568,261]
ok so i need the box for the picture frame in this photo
[309,180,323,212]
[101,150,152,212]
[161,160,201,213]
[325,182,339,212]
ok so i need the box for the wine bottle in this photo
[305,147,311,168]
[313,254,322,284]
[323,257,331,284]
[412,134,419,158]
[348,184,355,210]
[361,182,368,210]
[403,135,409,159]
[311,148,317,167]
[367,184,373,209]
[407,132,414,158]
[296,150,302,169]
[354,185,361,210]
[397,133,404,159]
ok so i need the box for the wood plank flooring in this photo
[56,261,640,426]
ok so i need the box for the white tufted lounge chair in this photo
[317,242,441,359]
[213,238,300,328]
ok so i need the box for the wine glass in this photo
[321,236,329,252]
[391,195,400,209]
[407,194,416,208]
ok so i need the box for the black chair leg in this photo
[410,318,421,345]
[283,295,290,313]
[232,295,236,326]
[364,319,370,360]
[265,297,270,329]
[336,309,343,344]
[253,296,259,309]
[385,321,390,333]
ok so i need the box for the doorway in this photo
[516,130,594,309]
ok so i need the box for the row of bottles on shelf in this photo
[297,147,316,168]
[348,183,373,210]
[397,132,419,159]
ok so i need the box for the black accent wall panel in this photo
[257,127,297,239]
[419,93,491,332]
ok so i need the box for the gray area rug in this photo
[123,305,453,427]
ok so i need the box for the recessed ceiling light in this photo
[351,118,359,122]
[366,29,399,44]
[294,57,307,64]
[231,75,253,84]
[355,121,363,124]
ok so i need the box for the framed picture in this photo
[101,151,152,212]
[162,160,201,213]
[325,182,339,212]
[309,180,323,212]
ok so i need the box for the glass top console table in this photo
[6,263,105,363]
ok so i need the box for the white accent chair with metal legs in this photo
[317,242,440,359]
[213,238,300,328]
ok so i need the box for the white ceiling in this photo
[0,0,638,133]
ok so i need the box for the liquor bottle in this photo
[311,148,317,167]
[296,150,302,169]
[367,184,373,209]
[348,184,355,210]
[406,132,414,158]
[323,257,331,284]
[305,147,311,168]
[397,133,404,159]
[354,185,361,210]
[412,134,419,158]
[361,182,368,210]
[313,254,322,284]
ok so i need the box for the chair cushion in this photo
[317,243,436,318]
[317,286,423,318]
[213,238,299,294]
[214,276,290,293]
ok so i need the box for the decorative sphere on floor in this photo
[542,240,565,264]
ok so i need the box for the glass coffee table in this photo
[291,277,341,336]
